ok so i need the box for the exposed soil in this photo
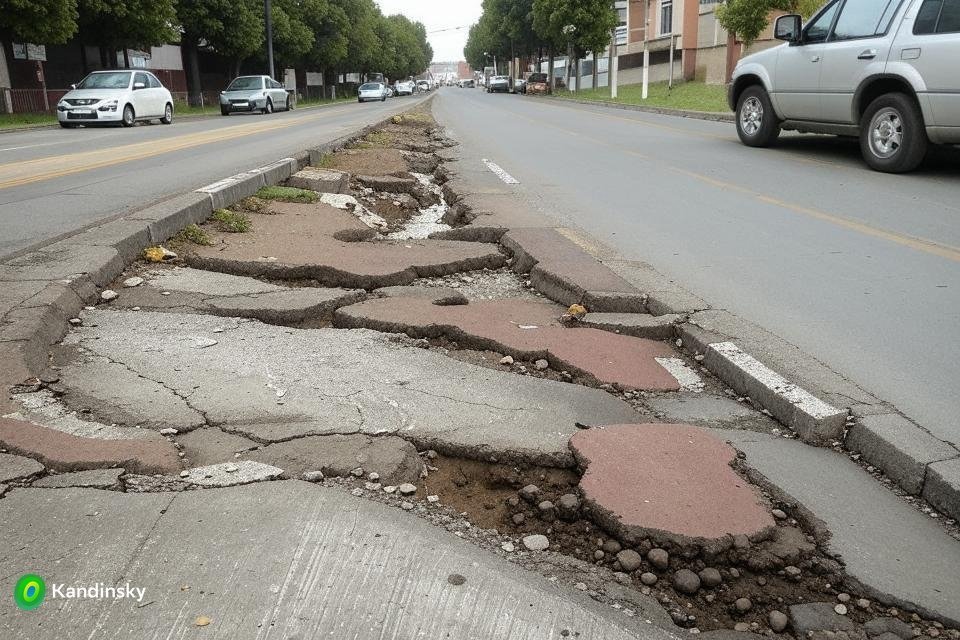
[323,147,410,176]
[413,267,545,301]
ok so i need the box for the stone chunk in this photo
[181,461,282,487]
[177,428,257,467]
[356,174,418,195]
[287,167,349,194]
[789,603,856,637]
[616,549,643,572]
[522,534,549,551]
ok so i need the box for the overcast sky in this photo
[375,0,482,62]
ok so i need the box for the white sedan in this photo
[358,83,388,103]
[57,70,173,128]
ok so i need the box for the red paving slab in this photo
[570,424,774,546]
[0,417,180,475]
[187,202,505,289]
[335,297,681,391]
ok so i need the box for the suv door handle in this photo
[811,55,821,62]
[858,49,878,59]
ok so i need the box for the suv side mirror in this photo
[775,14,802,43]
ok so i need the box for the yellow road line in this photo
[0,107,352,190]
[480,99,960,264]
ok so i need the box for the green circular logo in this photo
[14,574,45,611]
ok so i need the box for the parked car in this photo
[220,75,292,115]
[416,80,431,93]
[487,75,510,93]
[525,72,550,95]
[358,82,389,102]
[459,78,476,88]
[514,77,527,94]
[729,0,960,173]
[57,70,173,128]
[395,81,415,96]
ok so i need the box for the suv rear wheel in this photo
[736,86,780,147]
[860,93,928,173]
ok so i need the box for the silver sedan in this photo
[220,75,292,115]
[358,83,388,103]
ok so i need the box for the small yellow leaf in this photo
[194,615,212,627]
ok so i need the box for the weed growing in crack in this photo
[211,209,252,233]
[175,224,214,246]
[256,185,319,203]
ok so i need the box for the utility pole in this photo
[609,1,618,99]
[642,0,650,100]
[265,0,275,79]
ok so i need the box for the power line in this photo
[427,25,471,34]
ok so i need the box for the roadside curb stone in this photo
[847,413,959,496]
[923,457,960,522]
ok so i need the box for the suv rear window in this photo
[914,0,960,33]
[831,0,901,40]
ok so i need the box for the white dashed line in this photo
[655,357,705,393]
[482,158,519,184]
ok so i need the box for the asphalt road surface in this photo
[434,88,960,447]
[0,96,424,259]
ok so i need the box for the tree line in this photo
[1,0,432,99]
[464,0,617,86]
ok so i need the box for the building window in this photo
[660,0,674,35]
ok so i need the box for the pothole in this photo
[413,267,544,301]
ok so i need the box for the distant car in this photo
[514,77,527,94]
[385,86,395,98]
[358,82,389,102]
[525,73,550,95]
[57,70,173,128]
[487,75,510,93]
[220,75,292,115]
[395,81,415,96]
[416,80,431,93]
[458,78,475,89]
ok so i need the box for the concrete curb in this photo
[542,95,735,123]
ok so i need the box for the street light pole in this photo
[265,0,275,79]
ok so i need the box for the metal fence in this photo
[8,89,70,113]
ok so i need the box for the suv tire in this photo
[736,86,780,147]
[860,93,928,173]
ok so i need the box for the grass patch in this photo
[0,112,57,130]
[211,209,252,233]
[256,185,319,203]
[353,129,395,149]
[237,196,270,212]
[314,153,336,168]
[175,224,214,246]
[571,81,730,113]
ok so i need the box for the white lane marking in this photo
[655,357,705,393]
[482,158,519,184]
[708,342,842,419]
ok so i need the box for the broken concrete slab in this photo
[59,359,207,433]
[923,457,960,522]
[7,389,165,442]
[579,312,682,340]
[603,260,710,316]
[0,242,124,288]
[247,434,423,484]
[375,285,468,305]
[0,451,44,482]
[142,267,285,296]
[570,424,774,549]
[185,202,505,289]
[287,167,349,193]
[357,174,419,194]
[181,460,282,487]
[176,427,258,467]
[0,483,670,639]
[646,394,779,431]
[722,430,960,625]
[0,417,179,475]
[206,288,366,324]
[32,467,124,489]
[847,413,958,495]
[334,297,681,391]
[501,227,646,312]
[321,146,412,176]
[63,311,640,466]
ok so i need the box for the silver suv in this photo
[729,0,959,172]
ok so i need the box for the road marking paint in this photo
[556,227,607,258]
[707,342,842,420]
[483,101,960,264]
[482,158,519,184]
[655,357,705,393]
[0,105,360,191]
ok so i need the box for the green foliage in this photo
[532,0,618,56]
[176,224,214,246]
[78,0,177,50]
[0,0,79,43]
[256,186,319,203]
[211,209,252,233]
[178,0,264,63]
[716,0,822,45]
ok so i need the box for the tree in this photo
[77,0,177,67]
[178,0,264,103]
[716,0,821,46]
[0,0,79,43]
[532,0,616,90]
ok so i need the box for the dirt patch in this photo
[324,147,411,176]
[413,268,544,301]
